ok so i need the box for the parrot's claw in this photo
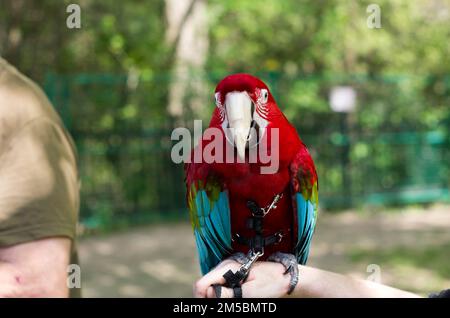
[267,252,299,295]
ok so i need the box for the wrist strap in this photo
[212,284,243,298]
[233,286,243,298]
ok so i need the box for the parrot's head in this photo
[213,73,283,161]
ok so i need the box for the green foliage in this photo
[1,0,449,227]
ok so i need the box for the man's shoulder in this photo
[0,58,69,149]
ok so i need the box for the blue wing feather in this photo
[290,145,319,265]
[191,188,232,274]
[294,193,317,264]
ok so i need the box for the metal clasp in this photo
[261,193,283,216]
[239,250,263,275]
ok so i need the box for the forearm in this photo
[291,265,421,298]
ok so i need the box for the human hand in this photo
[193,259,242,298]
[217,261,291,298]
[194,260,291,298]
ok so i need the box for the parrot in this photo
[185,73,318,294]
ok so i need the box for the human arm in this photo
[194,261,421,298]
[0,119,79,298]
[0,237,71,297]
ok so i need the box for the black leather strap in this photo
[217,270,245,299]
[222,269,244,288]
[213,284,243,298]
[234,232,283,249]
[246,200,263,216]
[233,286,243,298]
[213,284,222,298]
[241,199,284,254]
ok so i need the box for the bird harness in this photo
[216,193,284,298]
[234,194,284,254]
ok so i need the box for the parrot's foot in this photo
[267,252,299,295]
[225,252,251,265]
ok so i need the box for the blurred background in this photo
[0,0,449,297]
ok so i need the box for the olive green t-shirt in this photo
[0,58,81,297]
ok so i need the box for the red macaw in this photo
[185,73,318,293]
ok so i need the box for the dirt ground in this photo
[78,204,450,297]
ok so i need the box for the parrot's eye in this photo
[214,92,221,107]
[260,89,269,103]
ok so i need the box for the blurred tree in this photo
[0,0,448,224]
[165,0,209,119]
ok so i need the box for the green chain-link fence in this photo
[44,72,450,231]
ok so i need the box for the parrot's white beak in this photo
[225,91,253,161]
